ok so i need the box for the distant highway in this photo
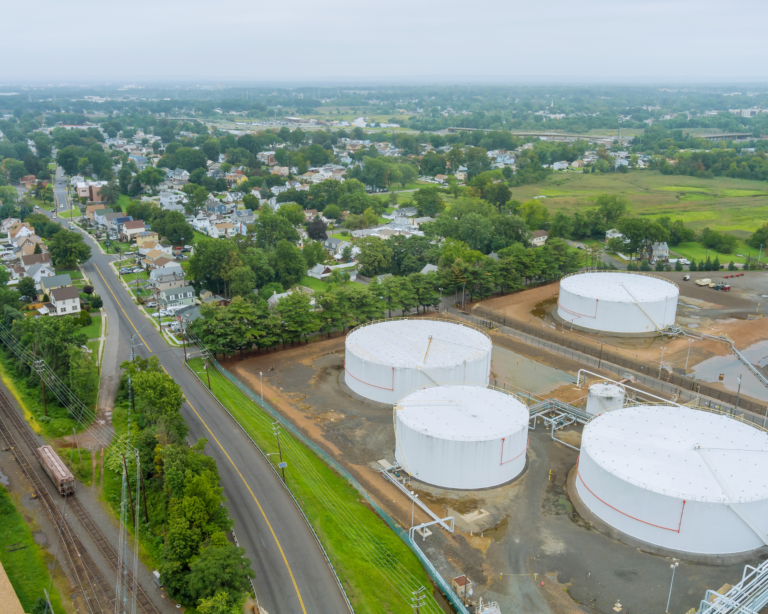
[49,172,350,614]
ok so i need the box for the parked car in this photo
[119,267,132,274]
[145,301,157,308]
[159,309,169,316]
[151,312,162,318]
[131,267,143,273]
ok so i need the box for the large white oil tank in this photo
[585,383,625,416]
[576,405,768,555]
[394,385,529,490]
[557,272,678,335]
[345,319,492,404]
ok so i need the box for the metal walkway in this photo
[698,558,768,614]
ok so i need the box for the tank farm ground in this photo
[222,282,768,614]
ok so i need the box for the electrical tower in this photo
[411,586,426,613]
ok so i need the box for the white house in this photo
[531,230,548,247]
[651,242,669,261]
[208,222,236,239]
[26,263,55,288]
[50,286,81,316]
[552,161,570,171]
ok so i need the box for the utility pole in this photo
[735,376,742,413]
[136,450,149,524]
[182,319,187,362]
[411,586,426,613]
[34,360,47,417]
[685,338,693,371]
[659,347,666,379]
[273,422,286,482]
[121,455,136,527]
[260,371,263,401]
[204,364,211,389]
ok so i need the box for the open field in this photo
[510,170,768,239]
[0,487,67,614]
[79,314,102,339]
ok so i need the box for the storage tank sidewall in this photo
[577,449,767,554]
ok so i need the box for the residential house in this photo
[152,256,180,272]
[396,206,418,219]
[232,209,255,226]
[150,264,183,281]
[199,290,229,306]
[160,191,187,212]
[135,231,160,249]
[605,228,627,242]
[149,272,187,294]
[19,175,37,188]
[571,160,585,169]
[208,222,236,239]
[552,161,569,171]
[411,217,434,228]
[307,262,357,280]
[257,151,276,166]
[119,220,146,242]
[158,287,195,309]
[14,234,44,253]
[138,241,172,257]
[85,204,106,221]
[303,209,319,222]
[21,252,52,272]
[271,166,289,177]
[26,263,55,288]
[454,170,467,181]
[8,222,35,240]
[40,273,73,297]
[420,264,438,274]
[9,265,25,281]
[324,237,345,254]
[110,216,133,233]
[434,174,448,183]
[93,208,115,227]
[0,218,20,234]
[172,169,190,183]
[651,242,669,262]
[143,249,170,264]
[531,230,548,247]
[266,286,315,311]
[205,199,229,216]
[50,285,81,316]
[175,304,202,323]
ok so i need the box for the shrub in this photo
[83,285,94,294]
[639,260,651,271]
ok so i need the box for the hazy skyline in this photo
[2,0,768,83]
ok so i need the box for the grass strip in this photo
[0,487,67,613]
[187,358,440,614]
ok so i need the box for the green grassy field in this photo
[671,241,759,265]
[299,275,328,291]
[510,170,768,238]
[116,194,132,213]
[187,358,437,614]
[0,487,67,614]
[79,314,102,340]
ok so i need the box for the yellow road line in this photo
[179,377,307,613]
[93,264,152,353]
[97,258,306,610]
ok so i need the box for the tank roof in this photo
[396,385,528,441]
[589,383,624,396]
[582,406,768,502]
[347,319,491,369]
[561,272,678,303]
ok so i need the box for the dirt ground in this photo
[476,272,768,405]
[223,329,754,614]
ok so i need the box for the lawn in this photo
[193,230,209,243]
[299,275,328,291]
[671,240,758,266]
[116,194,132,213]
[79,314,102,340]
[0,488,68,614]
[187,359,439,614]
[86,340,100,362]
[509,170,768,238]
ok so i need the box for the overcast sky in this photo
[3,0,768,83]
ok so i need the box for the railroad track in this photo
[0,390,159,614]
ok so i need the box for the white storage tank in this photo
[557,272,678,335]
[394,385,529,490]
[585,383,625,416]
[345,319,492,404]
[576,405,768,555]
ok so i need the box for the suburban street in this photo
[50,173,349,614]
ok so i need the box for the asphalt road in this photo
[50,173,349,614]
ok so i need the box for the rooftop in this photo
[396,385,528,441]
[560,272,678,302]
[582,405,768,502]
[346,319,491,369]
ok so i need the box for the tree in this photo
[674,260,683,271]
[90,295,103,309]
[594,194,628,226]
[356,236,393,276]
[276,290,316,344]
[187,542,255,606]
[302,241,325,270]
[48,229,91,267]
[323,204,341,220]
[17,277,36,300]
[242,193,259,211]
[518,199,550,230]
[277,202,304,226]
[273,240,306,288]
[748,223,768,250]
[413,187,444,217]
[307,217,328,241]
[254,207,299,248]
[99,180,120,206]
[182,185,209,215]
[1,159,27,181]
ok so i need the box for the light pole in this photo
[735,375,742,412]
[410,491,418,530]
[260,372,263,401]
[666,562,679,614]
[685,338,693,371]
[659,347,666,378]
